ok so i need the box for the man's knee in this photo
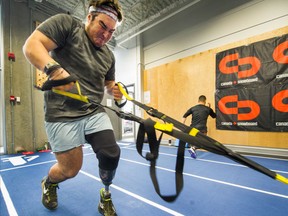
[54,146,83,180]
[62,169,79,179]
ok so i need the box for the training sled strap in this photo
[135,118,187,202]
[116,83,288,184]
[39,78,288,202]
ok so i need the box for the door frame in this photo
[0,0,7,154]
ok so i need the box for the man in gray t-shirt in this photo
[23,0,123,215]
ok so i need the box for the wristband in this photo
[44,62,61,76]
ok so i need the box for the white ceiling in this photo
[33,0,253,48]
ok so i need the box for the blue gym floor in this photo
[1,143,288,216]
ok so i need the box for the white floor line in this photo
[0,175,18,216]
[0,159,57,172]
[120,157,288,199]
[183,172,288,199]
[1,148,287,202]
[125,146,288,174]
[79,170,184,216]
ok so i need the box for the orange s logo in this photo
[218,95,260,120]
[272,90,288,112]
[273,41,288,64]
[219,53,261,79]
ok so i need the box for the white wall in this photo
[113,0,288,118]
[114,37,145,117]
[114,46,137,86]
[144,0,288,69]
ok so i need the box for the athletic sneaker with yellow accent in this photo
[188,146,197,159]
[41,176,59,210]
[98,188,117,216]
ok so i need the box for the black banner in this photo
[215,34,288,131]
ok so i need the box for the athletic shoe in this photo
[41,176,59,210]
[188,146,197,159]
[98,188,117,216]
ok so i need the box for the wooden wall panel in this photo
[143,26,288,149]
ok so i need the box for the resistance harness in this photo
[40,78,288,202]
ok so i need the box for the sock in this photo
[46,176,58,185]
[46,176,52,184]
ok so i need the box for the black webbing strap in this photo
[41,74,78,91]
[136,118,161,161]
[149,138,185,202]
[38,80,287,200]
[136,118,186,202]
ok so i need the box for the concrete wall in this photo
[2,0,64,154]
[0,0,6,153]
[1,0,132,154]
[3,0,35,154]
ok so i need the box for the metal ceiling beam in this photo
[116,0,201,46]
[35,0,201,48]
[115,0,186,39]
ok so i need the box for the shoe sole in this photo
[98,203,117,216]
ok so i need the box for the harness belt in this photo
[39,77,288,202]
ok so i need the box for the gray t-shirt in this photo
[37,14,115,122]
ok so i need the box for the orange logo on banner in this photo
[219,53,261,79]
[273,41,288,64]
[272,90,288,112]
[218,95,260,120]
